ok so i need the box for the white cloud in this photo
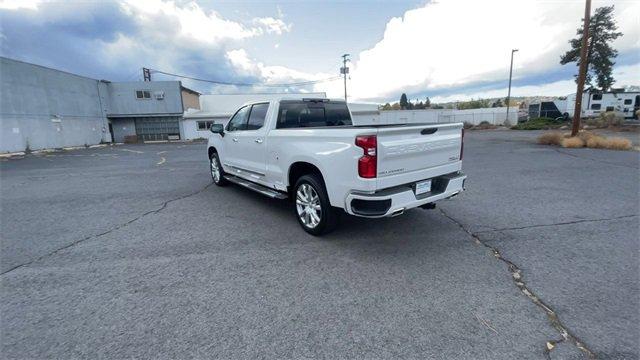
[120,0,290,43]
[252,17,291,35]
[334,0,640,101]
[226,48,331,86]
[93,0,293,84]
[0,0,42,10]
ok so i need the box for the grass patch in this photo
[537,132,564,146]
[562,137,585,148]
[538,130,634,151]
[512,117,565,130]
[603,137,632,150]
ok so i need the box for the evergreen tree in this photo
[560,5,623,91]
[425,97,431,108]
[400,93,409,109]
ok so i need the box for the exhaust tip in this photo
[390,208,405,217]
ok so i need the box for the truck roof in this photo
[239,97,347,107]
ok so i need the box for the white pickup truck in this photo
[207,97,466,235]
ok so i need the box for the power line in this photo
[147,69,341,87]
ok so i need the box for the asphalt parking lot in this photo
[1,130,638,359]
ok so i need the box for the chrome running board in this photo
[223,175,288,199]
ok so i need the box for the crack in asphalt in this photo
[0,182,213,276]
[438,208,597,359]
[474,214,639,234]
[552,148,639,170]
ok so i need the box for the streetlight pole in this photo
[341,54,350,102]
[505,49,518,124]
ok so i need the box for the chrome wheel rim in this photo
[296,183,321,229]
[210,156,220,182]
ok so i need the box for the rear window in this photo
[276,100,352,129]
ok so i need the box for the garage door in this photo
[134,116,180,141]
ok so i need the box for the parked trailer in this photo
[529,91,640,120]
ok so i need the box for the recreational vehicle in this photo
[528,90,639,120]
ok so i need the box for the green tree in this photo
[400,93,409,109]
[560,5,623,91]
[381,103,392,110]
[457,99,491,110]
[425,97,431,108]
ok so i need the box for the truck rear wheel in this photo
[294,174,339,235]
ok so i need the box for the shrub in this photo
[474,121,497,130]
[584,136,631,150]
[463,122,474,129]
[537,132,564,146]
[585,136,607,148]
[577,131,597,143]
[561,137,585,148]
[585,112,625,128]
[512,117,564,130]
[605,137,632,150]
[538,130,634,151]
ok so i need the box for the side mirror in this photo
[210,123,224,136]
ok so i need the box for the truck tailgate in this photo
[375,123,463,189]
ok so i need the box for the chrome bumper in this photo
[344,172,466,218]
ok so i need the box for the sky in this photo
[0,0,638,104]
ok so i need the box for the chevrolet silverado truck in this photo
[207,97,466,235]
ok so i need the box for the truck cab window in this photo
[227,106,250,131]
[277,100,352,129]
[247,103,269,130]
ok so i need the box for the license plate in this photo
[415,179,432,195]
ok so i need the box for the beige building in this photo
[181,86,201,110]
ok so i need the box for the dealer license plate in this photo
[415,179,432,195]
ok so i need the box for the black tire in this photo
[293,174,339,236]
[209,152,228,186]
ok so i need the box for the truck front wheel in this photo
[210,152,228,186]
[294,174,339,235]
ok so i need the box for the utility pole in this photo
[340,54,350,102]
[505,49,518,124]
[143,67,151,82]
[572,0,591,136]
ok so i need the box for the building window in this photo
[197,121,213,131]
[606,106,614,112]
[591,93,602,101]
[135,90,151,99]
[591,104,601,110]
[624,99,633,105]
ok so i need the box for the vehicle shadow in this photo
[216,182,457,253]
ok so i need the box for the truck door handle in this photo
[232,138,238,142]
[255,138,263,144]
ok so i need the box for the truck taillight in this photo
[460,128,464,160]
[356,135,377,178]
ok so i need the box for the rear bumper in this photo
[344,172,466,218]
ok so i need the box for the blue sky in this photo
[0,0,638,103]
